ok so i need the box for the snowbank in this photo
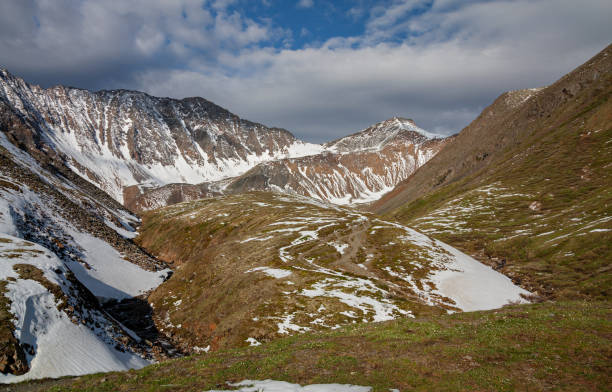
[206,379,372,392]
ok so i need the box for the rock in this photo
[529,201,542,211]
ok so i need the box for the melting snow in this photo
[240,235,275,243]
[246,267,292,279]
[330,242,349,255]
[245,337,262,347]
[63,228,170,301]
[103,218,138,239]
[0,235,149,383]
[205,380,372,392]
[276,313,311,334]
[430,241,530,311]
[300,278,411,322]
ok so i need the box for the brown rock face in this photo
[0,339,28,375]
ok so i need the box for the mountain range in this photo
[1,70,448,210]
[0,67,455,382]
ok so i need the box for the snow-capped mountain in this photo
[124,117,451,211]
[0,69,323,204]
[0,72,451,381]
[1,70,450,210]
[324,116,444,152]
[228,118,450,203]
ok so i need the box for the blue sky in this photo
[1,0,611,142]
[237,0,367,48]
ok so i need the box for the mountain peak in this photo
[324,116,443,153]
[0,68,321,203]
[390,116,415,125]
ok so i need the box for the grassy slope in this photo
[134,192,474,353]
[11,300,611,392]
[388,102,611,299]
[378,49,611,300]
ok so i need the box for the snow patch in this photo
[0,235,149,383]
[205,380,371,392]
[245,337,261,347]
[246,267,292,279]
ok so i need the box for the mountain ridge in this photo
[0,69,448,209]
[123,117,451,210]
[0,69,323,203]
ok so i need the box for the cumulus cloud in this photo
[0,0,278,87]
[1,0,611,142]
[139,0,612,141]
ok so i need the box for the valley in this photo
[135,192,526,353]
[0,41,609,392]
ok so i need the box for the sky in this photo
[1,0,611,142]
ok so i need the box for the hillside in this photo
[134,192,526,353]
[0,102,175,381]
[9,301,611,392]
[373,44,612,300]
[124,118,450,211]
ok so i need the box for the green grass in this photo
[13,300,611,392]
[387,91,612,300]
[132,192,465,354]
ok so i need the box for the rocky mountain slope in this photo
[0,69,323,204]
[134,192,527,353]
[0,104,176,381]
[373,44,612,300]
[124,118,450,211]
[1,69,449,210]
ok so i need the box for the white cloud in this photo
[347,6,366,21]
[0,0,274,83]
[134,0,612,141]
[297,0,314,9]
[1,0,611,142]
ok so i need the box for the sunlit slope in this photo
[374,44,612,300]
[136,192,527,353]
